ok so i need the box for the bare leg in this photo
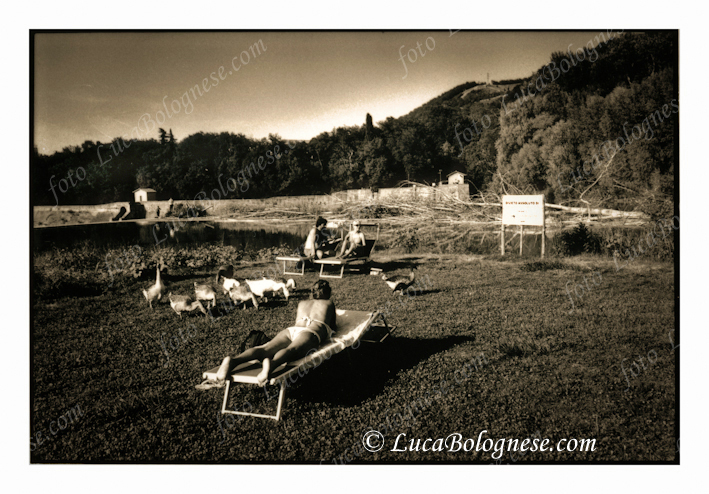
[256,332,320,385]
[339,243,357,258]
[256,358,271,386]
[217,330,291,380]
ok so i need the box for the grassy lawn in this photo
[31,254,676,463]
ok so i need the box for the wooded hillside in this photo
[33,32,676,218]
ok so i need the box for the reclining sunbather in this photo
[212,280,336,387]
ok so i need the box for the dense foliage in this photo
[34,32,676,216]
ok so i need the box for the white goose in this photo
[221,277,241,295]
[227,284,259,310]
[168,292,208,318]
[245,277,296,302]
[142,265,165,309]
[194,282,217,309]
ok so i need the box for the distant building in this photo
[447,171,467,185]
[133,188,157,202]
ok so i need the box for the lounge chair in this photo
[314,222,380,279]
[275,254,310,276]
[201,309,395,421]
[276,224,345,276]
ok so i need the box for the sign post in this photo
[501,195,545,257]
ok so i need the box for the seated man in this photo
[299,216,331,260]
[213,280,336,387]
[337,220,366,258]
[318,222,342,257]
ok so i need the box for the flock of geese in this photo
[142,261,417,317]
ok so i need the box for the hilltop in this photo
[33,31,676,218]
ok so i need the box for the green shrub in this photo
[390,227,420,253]
[596,224,674,261]
[554,223,602,256]
[166,203,206,218]
[254,245,293,261]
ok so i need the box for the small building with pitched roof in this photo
[133,188,157,202]
[447,171,467,185]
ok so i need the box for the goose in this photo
[142,264,165,309]
[245,277,296,302]
[227,284,259,310]
[382,268,416,295]
[215,264,234,284]
[221,277,241,295]
[194,282,217,309]
[168,292,207,318]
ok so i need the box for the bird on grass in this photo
[194,282,217,309]
[215,264,234,284]
[168,292,208,318]
[221,277,241,295]
[245,277,296,303]
[227,284,259,310]
[142,264,165,309]
[382,268,416,295]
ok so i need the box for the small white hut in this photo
[447,171,467,185]
[133,188,157,202]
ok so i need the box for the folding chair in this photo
[201,309,395,421]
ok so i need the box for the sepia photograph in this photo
[17,1,699,490]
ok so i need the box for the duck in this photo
[382,268,416,295]
[227,284,259,310]
[245,277,296,302]
[142,264,165,309]
[168,292,208,318]
[194,282,217,309]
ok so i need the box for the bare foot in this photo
[216,356,231,381]
[256,358,271,386]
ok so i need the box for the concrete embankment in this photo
[33,195,342,228]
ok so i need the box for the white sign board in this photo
[502,195,545,226]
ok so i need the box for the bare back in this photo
[303,227,318,257]
[295,299,336,333]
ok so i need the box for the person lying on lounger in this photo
[337,220,366,258]
[213,280,336,387]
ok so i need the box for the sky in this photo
[34,31,604,154]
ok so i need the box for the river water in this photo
[32,220,315,252]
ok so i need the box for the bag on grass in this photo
[239,330,269,353]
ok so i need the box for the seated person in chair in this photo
[214,280,336,387]
[298,217,340,262]
[337,220,366,258]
